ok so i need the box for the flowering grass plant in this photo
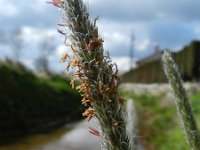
[49,0,136,149]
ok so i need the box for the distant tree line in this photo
[0,27,57,74]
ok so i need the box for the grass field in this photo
[121,88,200,150]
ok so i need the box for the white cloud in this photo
[0,1,19,17]
[155,12,168,20]
[1,0,200,73]
[112,56,136,74]
[194,25,200,37]
[21,26,59,44]
[96,20,150,57]
[103,31,129,51]
[137,39,150,51]
[88,0,200,23]
[21,26,40,43]
[0,44,13,59]
[31,0,47,12]
[56,45,67,56]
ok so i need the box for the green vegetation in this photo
[0,60,83,143]
[162,50,200,149]
[121,91,200,150]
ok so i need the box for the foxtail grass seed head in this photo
[162,50,200,150]
[49,0,137,149]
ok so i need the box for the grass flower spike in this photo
[50,0,136,149]
[162,50,200,150]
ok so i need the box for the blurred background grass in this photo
[121,89,200,150]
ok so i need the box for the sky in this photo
[1,0,200,73]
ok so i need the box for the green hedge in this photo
[0,61,83,141]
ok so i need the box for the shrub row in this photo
[0,61,83,142]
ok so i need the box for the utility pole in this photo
[129,32,134,70]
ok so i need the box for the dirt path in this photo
[36,120,101,150]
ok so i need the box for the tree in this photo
[35,32,55,73]
[11,28,24,61]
